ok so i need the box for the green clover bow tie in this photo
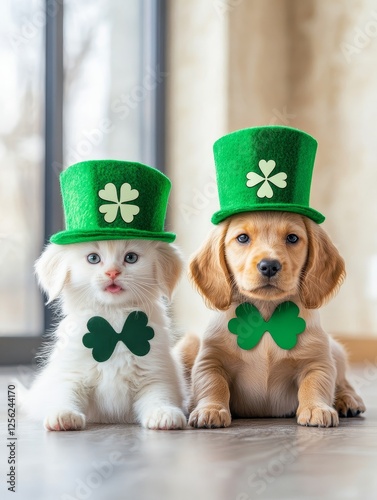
[82,312,154,362]
[228,301,306,351]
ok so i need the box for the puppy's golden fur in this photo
[181,212,365,428]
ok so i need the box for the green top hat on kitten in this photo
[50,159,175,244]
[211,125,325,224]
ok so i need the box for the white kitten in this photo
[23,239,187,430]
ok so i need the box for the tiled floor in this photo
[0,365,376,500]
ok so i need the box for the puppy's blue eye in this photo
[125,252,138,264]
[237,234,250,244]
[87,253,101,264]
[286,234,299,244]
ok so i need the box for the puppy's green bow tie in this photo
[82,312,154,362]
[228,301,306,350]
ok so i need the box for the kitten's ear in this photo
[34,244,70,303]
[155,243,183,302]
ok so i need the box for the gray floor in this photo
[0,365,376,500]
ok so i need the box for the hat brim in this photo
[50,228,176,245]
[211,204,325,225]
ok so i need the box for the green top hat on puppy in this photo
[50,159,175,244]
[211,125,325,224]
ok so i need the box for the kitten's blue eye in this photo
[237,234,250,244]
[87,253,101,264]
[286,234,299,244]
[124,252,138,264]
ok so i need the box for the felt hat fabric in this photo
[50,160,175,244]
[211,126,325,224]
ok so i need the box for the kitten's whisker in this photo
[128,285,153,317]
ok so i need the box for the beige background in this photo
[166,0,377,339]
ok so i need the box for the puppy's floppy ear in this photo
[300,218,346,309]
[34,243,70,303]
[155,243,183,302]
[189,221,232,310]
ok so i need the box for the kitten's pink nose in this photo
[105,269,121,280]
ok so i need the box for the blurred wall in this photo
[167,0,377,338]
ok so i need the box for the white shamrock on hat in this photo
[98,183,140,223]
[246,160,287,198]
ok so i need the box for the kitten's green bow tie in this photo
[228,301,306,350]
[82,312,154,362]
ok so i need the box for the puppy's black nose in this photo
[257,259,282,277]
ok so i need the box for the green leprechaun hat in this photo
[50,160,175,244]
[211,126,325,224]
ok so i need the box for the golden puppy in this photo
[183,211,365,428]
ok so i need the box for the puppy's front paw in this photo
[297,405,339,427]
[189,404,231,428]
[44,410,86,431]
[335,391,366,417]
[142,407,187,430]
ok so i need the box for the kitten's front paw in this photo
[297,404,339,427]
[44,410,86,431]
[142,407,186,430]
[189,404,231,428]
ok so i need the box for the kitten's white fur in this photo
[23,239,187,430]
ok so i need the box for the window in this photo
[0,0,44,337]
[0,0,166,364]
